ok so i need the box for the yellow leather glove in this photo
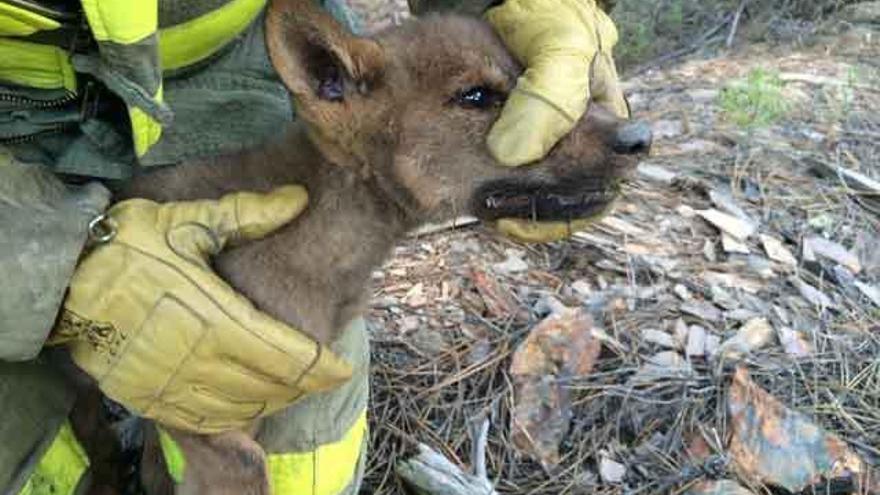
[51,186,353,434]
[486,0,628,167]
[486,0,628,243]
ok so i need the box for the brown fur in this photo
[76,0,649,493]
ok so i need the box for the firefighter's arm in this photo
[0,151,110,362]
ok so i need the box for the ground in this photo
[347,2,880,494]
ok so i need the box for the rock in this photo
[449,238,480,254]
[709,189,757,228]
[686,325,708,357]
[705,334,722,357]
[722,234,751,254]
[493,249,529,274]
[718,318,775,360]
[600,216,648,237]
[728,368,872,493]
[534,294,568,317]
[855,281,880,307]
[710,285,740,310]
[688,480,755,495]
[405,282,428,307]
[791,278,836,310]
[760,235,798,268]
[510,309,601,469]
[637,163,677,184]
[399,315,422,333]
[671,139,726,155]
[642,328,678,349]
[803,237,862,274]
[725,308,760,322]
[630,351,694,385]
[703,271,763,294]
[571,280,593,298]
[808,213,835,231]
[704,239,718,262]
[652,119,685,139]
[599,455,626,483]
[746,255,776,279]
[673,318,689,346]
[677,204,697,218]
[674,284,693,300]
[777,326,813,357]
[854,230,880,275]
[681,301,723,323]
[697,209,757,240]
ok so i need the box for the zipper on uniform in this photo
[0,90,77,109]
[0,89,81,144]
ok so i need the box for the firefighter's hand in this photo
[486,0,628,167]
[51,186,353,434]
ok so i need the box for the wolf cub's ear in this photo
[266,0,385,104]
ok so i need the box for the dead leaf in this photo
[728,367,870,493]
[510,309,601,469]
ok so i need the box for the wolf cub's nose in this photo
[612,121,653,155]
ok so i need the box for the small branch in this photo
[726,0,750,48]
[411,216,479,237]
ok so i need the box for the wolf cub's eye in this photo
[455,86,504,110]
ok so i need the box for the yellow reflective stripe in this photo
[157,412,367,495]
[159,0,266,72]
[0,39,76,91]
[130,85,163,156]
[157,426,187,484]
[18,421,89,495]
[0,2,60,36]
[80,0,157,44]
[268,411,367,495]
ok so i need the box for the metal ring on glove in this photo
[88,213,117,244]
